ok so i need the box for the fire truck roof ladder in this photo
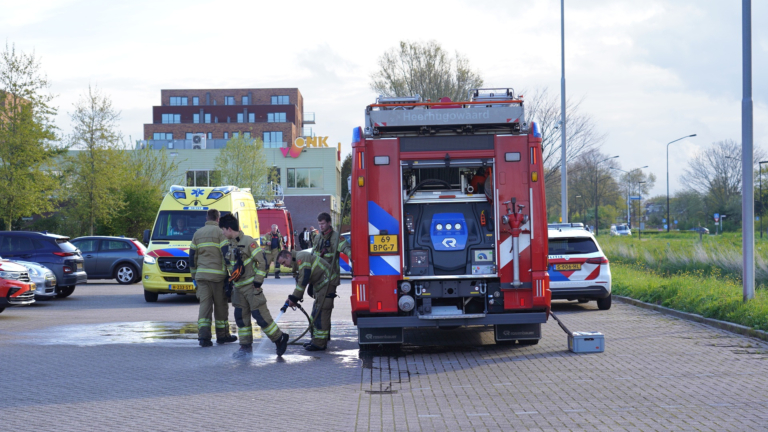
[365,88,526,138]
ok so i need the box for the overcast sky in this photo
[2,0,766,197]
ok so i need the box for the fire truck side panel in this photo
[527,132,551,308]
[351,133,370,318]
[363,139,402,313]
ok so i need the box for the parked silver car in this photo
[70,236,146,284]
[7,260,57,299]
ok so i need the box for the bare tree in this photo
[524,87,605,185]
[681,139,764,213]
[564,149,621,225]
[370,40,483,102]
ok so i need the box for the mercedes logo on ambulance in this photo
[176,260,188,270]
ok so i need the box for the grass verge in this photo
[611,263,768,332]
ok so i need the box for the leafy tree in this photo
[105,145,182,238]
[214,135,271,199]
[64,85,128,236]
[0,42,61,230]
[558,149,621,227]
[370,40,483,102]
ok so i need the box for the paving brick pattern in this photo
[1,280,767,431]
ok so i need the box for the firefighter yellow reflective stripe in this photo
[215,320,228,329]
[234,276,254,287]
[195,242,222,248]
[238,326,252,336]
[243,257,253,267]
[196,268,226,275]
[251,247,265,257]
[190,243,198,250]
[197,318,212,328]
[294,285,305,293]
[263,321,279,336]
[255,269,267,277]
[219,240,228,247]
[313,330,329,339]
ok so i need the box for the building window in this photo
[186,133,194,139]
[242,96,249,105]
[237,113,244,123]
[224,96,235,105]
[170,97,188,106]
[263,131,283,148]
[193,113,200,124]
[223,132,229,139]
[271,95,289,105]
[248,113,255,123]
[193,96,199,106]
[287,168,323,188]
[204,113,211,123]
[207,132,212,139]
[186,170,221,187]
[233,132,239,138]
[244,132,251,139]
[162,113,181,124]
[153,132,173,140]
[268,112,286,123]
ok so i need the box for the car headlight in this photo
[27,267,40,277]
[0,271,21,280]
[144,256,156,265]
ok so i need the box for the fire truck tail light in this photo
[531,171,538,182]
[358,176,365,187]
[374,156,390,165]
[377,301,382,310]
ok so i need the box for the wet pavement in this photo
[2,279,768,431]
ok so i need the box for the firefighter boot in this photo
[199,338,213,348]
[304,344,326,352]
[233,344,253,359]
[275,333,289,356]
[216,321,237,344]
[274,270,280,279]
[216,333,237,344]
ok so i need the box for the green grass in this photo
[612,264,768,331]
[599,234,768,287]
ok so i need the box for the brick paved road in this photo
[1,279,767,431]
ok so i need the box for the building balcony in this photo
[301,127,314,138]
[138,139,287,150]
[303,112,315,124]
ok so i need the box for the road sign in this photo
[629,196,641,200]
[664,224,668,230]
[663,218,667,223]
[715,222,719,225]
[714,213,720,222]
[640,222,645,230]
[674,220,678,224]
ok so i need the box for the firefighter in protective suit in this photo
[189,209,236,347]
[279,249,332,351]
[220,214,289,358]
[308,212,351,350]
[261,224,285,279]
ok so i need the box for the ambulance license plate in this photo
[555,263,581,271]
[369,235,398,254]
[170,284,191,291]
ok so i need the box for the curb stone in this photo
[614,295,768,342]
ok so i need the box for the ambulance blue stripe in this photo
[163,248,189,257]
[369,256,399,276]
[368,201,400,235]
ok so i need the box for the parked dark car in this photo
[70,236,146,285]
[0,231,87,298]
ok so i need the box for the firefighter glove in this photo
[253,281,263,289]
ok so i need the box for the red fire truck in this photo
[350,89,551,346]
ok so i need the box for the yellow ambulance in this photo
[141,185,259,302]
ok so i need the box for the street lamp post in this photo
[594,156,619,235]
[666,134,697,232]
[560,0,568,224]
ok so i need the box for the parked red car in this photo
[0,259,36,313]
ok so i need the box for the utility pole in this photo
[560,0,568,223]
[742,0,755,301]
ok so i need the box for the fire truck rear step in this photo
[417,305,486,320]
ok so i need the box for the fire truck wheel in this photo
[518,339,539,345]
[144,290,159,302]
[597,295,612,311]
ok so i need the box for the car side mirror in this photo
[143,229,150,245]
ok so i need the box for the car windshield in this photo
[617,226,629,232]
[549,237,600,255]
[151,211,229,241]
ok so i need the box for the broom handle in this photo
[549,312,573,337]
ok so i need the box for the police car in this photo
[548,226,612,310]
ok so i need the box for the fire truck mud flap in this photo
[357,312,547,332]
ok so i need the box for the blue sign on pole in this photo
[664,224,668,230]
[674,220,678,224]
[663,218,666,223]
[714,213,720,222]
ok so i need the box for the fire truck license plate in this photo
[555,263,581,271]
[369,235,398,254]
[170,284,192,291]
